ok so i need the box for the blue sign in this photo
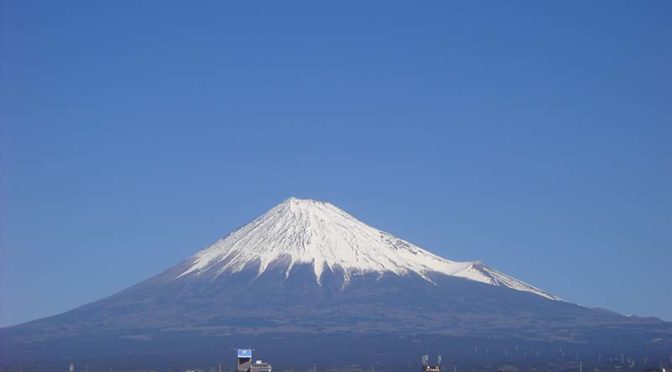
[237,349,252,358]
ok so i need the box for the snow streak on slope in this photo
[178,198,558,300]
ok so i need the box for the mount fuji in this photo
[2,198,670,370]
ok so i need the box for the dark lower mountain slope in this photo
[2,264,671,370]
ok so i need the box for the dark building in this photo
[237,349,252,372]
[422,355,441,372]
[236,349,272,372]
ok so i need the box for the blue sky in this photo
[1,1,670,326]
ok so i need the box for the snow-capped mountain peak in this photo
[178,197,558,300]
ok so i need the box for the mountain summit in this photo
[179,197,557,299]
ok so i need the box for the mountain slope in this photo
[2,197,671,370]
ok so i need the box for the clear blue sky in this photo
[1,1,671,326]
